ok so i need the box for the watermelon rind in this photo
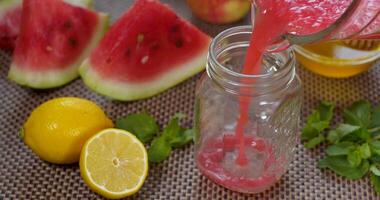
[8,13,109,89]
[0,0,21,15]
[79,45,209,101]
[64,0,93,8]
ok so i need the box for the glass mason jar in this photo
[194,26,302,194]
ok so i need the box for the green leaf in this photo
[370,174,380,194]
[169,129,194,148]
[318,155,369,180]
[371,105,380,128]
[317,101,335,122]
[371,154,380,164]
[357,129,371,141]
[359,143,371,159]
[370,140,380,156]
[161,115,194,148]
[311,121,330,132]
[343,100,371,128]
[301,101,334,142]
[327,124,361,144]
[327,130,339,144]
[338,129,370,144]
[148,136,172,163]
[161,117,182,139]
[304,134,325,149]
[326,142,355,156]
[347,149,362,167]
[116,113,159,143]
[369,105,380,137]
[370,165,380,176]
[301,111,321,141]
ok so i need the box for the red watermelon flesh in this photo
[14,0,99,69]
[0,0,22,50]
[80,0,211,100]
[8,0,108,89]
[0,0,91,50]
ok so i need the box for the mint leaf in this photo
[301,102,334,144]
[371,155,380,164]
[162,117,181,139]
[327,130,339,144]
[370,165,380,176]
[337,128,370,144]
[359,143,371,159]
[148,136,172,163]
[371,105,380,128]
[347,149,362,167]
[161,115,194,148]
[343,100,371,128]
[301,111,321,141]
[319,155,369,180]
[169,129,194,148]
[304,134,325,149]
[370,140,380,156]
[326,142,355,156]
[371,174,380,194]
[370,105,380,138]
[327,124,360,144]
[318,101,335,122]
[148,114,194,163]
[116,113,159,143]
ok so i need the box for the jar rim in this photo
[209,25,295,80]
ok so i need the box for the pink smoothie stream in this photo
[196,0,378,192]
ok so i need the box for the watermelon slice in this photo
[80,0,211,101]
[8,0,108,89]
[0,0,92,50]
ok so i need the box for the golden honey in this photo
[295,40,380,78]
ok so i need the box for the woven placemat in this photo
[1,1,380,199]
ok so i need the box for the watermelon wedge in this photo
[8,0,108,89]
[80,0,211,101]
[0,0,92,50]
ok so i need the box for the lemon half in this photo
[80,128,148,199]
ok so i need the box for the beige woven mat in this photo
[1,1,380,199]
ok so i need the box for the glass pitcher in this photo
[251,0,380,50]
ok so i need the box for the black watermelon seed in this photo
[125,49,131,57]
[151,42,160,51]
[175,39,184,48]
[68,37,77,46]
[170,24,180,33]
[63,21,72,29]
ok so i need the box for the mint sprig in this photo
[304,100,380,194]
[301,101,334,148]
[116,113,159,143]
[116,113,193,163]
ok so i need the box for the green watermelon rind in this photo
[64,0,93,8]
[8,13,109,89]
[0,0,21,15]
[79,45,210,101]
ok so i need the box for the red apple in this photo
[187,0,251,24]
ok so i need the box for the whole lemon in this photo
[22,97,113,164]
